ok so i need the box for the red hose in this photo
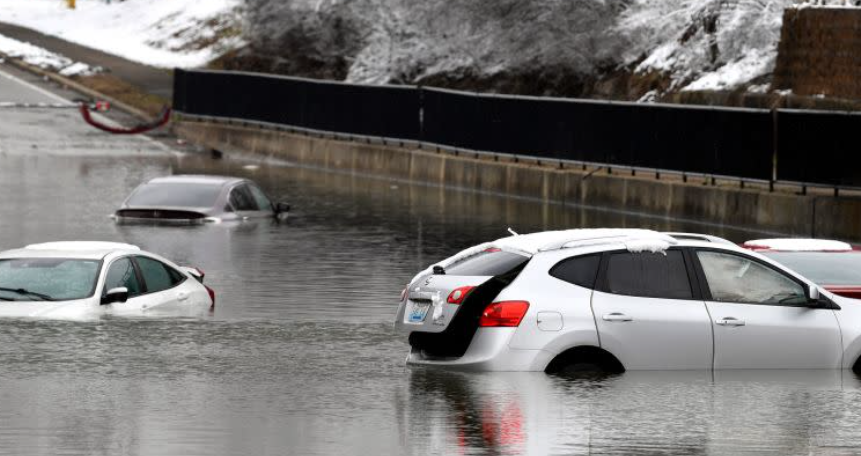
[79,103,171,135]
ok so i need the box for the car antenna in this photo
[508,227,519,236]
[432,265,446,275]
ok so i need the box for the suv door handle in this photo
[177,292,189,302]
[716,317,745,327]
[602,313,632,322]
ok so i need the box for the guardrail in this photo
[173,69,861,189]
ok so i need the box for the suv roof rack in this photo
[664,232,734,245]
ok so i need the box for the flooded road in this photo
[3,64,861,456]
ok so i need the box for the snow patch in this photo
[744,239,854,252]
[0,33,99,76]
[625,239,673,254]
[59,61,98,77]
[682,48,774,92]
[0,0,243,69]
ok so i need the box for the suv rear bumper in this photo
[406,328,552,371]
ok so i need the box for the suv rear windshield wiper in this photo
[0,287,55,301]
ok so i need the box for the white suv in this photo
[395,229,861,373]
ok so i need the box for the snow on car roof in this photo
[414,229,678,281]
[0,242,141,260]
[147,175,244,186]
[500,228,676,255]
[744,238,854,252]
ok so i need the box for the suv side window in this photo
[604,250,693,299]
[696,250,806,305]
[248,184,272,212]
[229,184,258,211]
[136,256,184,293]
[550,254,601,288]
[104,257,142,297]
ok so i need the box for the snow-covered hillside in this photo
[0,0,244,68]
[238,0,858,98]
[617,0,791,93]
[240,0,627,89]
[0,0,857,98]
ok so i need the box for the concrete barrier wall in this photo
[174,119,861,241]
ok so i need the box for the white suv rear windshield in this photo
[445,250,529,276]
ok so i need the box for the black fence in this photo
[174,69,861,188]
[174,70,420,140]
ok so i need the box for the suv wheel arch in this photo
[545,346,625,375]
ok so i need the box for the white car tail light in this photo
[205,285,215,310]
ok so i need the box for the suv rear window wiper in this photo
[0,287,55,301]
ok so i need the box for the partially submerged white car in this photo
[395,229,861,373]
[0,242,214,319]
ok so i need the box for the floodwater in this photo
[3,65,861,456]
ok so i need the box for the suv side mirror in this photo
[275,202,291,214]
[101,287,129,305]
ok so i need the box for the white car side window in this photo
[697,251,806,305]
[104,257,143,298]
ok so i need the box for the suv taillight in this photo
[478,301,529,327]
[447,286,475,304]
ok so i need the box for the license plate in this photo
[407,301,431,323]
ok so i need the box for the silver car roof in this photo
[146,175,246,186]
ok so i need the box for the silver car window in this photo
[248,184,272,211]
[228,184,258,211]
[697,251,806,305]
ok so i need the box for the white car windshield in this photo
[0,258,100,301]
[126,182,223,208]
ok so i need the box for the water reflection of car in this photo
[114,175,290,224]
[395,228,861,373]
[405,371,547,455]
[0,241,214,318]
[743,238,861,299]
[403,369,861,455]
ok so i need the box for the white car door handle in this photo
[716,317,745,327]
[177,292,189,302]
[602,313,632,322]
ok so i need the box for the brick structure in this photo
[773,7,861,99]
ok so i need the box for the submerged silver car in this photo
[114,175,290,224]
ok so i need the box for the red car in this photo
[743,238,861,299]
